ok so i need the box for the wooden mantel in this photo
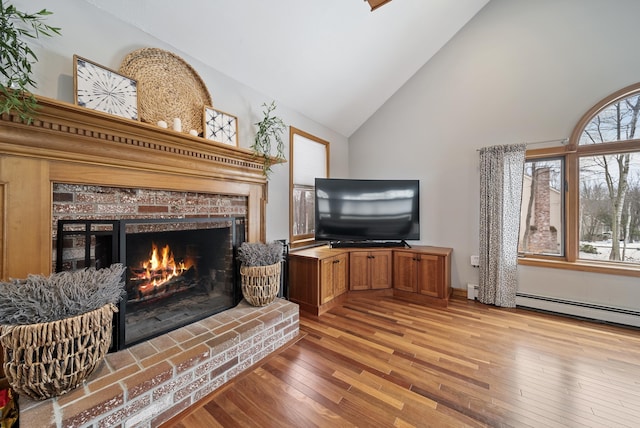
[0,95,272,280]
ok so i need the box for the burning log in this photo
[126,242,199,304]
[130,267,177,282]
[127,266,198,304]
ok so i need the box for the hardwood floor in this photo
[163,295,640,427]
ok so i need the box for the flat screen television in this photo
[314,178,420,246]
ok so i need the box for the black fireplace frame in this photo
[56,216,246,351]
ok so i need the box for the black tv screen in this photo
[314,178,420,242]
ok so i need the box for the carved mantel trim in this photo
[0,95,270,181]
[0,95,274,280]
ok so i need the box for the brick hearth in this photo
[18,299,299,428]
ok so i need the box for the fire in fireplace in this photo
[56,217,246,350]
[128,241,194,303]
[128,241,196,301]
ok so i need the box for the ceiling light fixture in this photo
[365,0,392,11]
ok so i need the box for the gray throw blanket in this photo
[0,263,125,325]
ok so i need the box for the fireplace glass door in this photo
[56,217,245,349]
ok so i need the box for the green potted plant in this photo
[0,264,125,400]
[251,101,286,177]
[0,2,61,123]
[236,241,284,306]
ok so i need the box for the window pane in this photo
[579,151,640,264]
[293,134,327,186]
[519,159,564,256]
[293,184,315,236]
[579,94,640,145]
[290,127,329,245]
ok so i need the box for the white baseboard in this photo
[516,293,640,328]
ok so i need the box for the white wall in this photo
[349,0,640,314]
[11,0,350,243]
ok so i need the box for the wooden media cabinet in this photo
[288,245,452,315]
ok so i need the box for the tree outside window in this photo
[578,93,640,263]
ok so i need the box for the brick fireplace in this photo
[52,183,249,275]
[0,96,298,427]
[53,185,248,349]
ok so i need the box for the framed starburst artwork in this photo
[73,55,139,120]
[203,106,238,146]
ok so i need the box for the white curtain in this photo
[478,143,526,308]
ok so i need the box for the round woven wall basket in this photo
[240,263,281,306]
[0,303,116,400]
[119,47,212,135]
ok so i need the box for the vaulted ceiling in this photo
[83,0,489,137]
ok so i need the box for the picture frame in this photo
[203,106,238,146]
[73,54,139,120]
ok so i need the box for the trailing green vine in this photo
[252,101,286,177]
[0,1,61,123]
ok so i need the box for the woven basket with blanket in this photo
[237,242,284,307]
[0,264,125,400]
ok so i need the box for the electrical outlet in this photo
[470,255,480,267]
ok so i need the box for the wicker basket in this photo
[119,47,212,135]
[240,263,281,306]
[0,303,117,400]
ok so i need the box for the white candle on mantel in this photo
[157,120,168,128]
[172,118,182,132]
[189,129,198,136]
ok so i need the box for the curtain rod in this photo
[524,137,569,146]
[476,138,568,151]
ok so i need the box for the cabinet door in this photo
[320,257,336,304]
[288,255,320,307]
[370,250,392,289]
[333,253,349,297]
[417,254,442,297]
[349,251,371,290]
[393,251,417,292]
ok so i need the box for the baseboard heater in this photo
[516,292,640,328]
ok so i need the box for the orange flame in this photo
[134,243,190,289]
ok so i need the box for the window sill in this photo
[290,237,321,250]
[518,257,640,278]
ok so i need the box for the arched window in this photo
[519,82,640,276]
[579,92,640,145]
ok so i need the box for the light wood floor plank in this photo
[162,296,640,428]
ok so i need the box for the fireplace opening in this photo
[56,217,246,350]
